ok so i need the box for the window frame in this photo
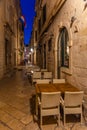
[59,27,69,68]
[48,38,52,52]
[42,4,46,25]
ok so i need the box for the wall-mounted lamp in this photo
[83,2,87,11]
[70,16,76,28]
[30,48,34,53]
[74,25,79,33]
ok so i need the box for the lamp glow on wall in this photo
[30,48,34,53]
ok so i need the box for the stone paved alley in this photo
[0,68,87,130]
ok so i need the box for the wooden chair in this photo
[53,79,65,83]
[38,92,61,128]
[41,69,48,72]
[83,88,87,124]
[61,91,84,126]
[83,96,87,125]
[31,71,41,85]
[33,68,40,72]
[43,72,52,80]
[35,79,51,84]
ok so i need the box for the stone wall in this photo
[32,0,87,90]
[0,0,23,79]
[0,0,5,78]
[39,0,87,89]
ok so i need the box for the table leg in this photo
[36,94,38,116]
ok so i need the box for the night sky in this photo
[20,0,36,46]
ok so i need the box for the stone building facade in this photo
[0,0,24,79]
[30,18,37,65]
[31,0,87,90]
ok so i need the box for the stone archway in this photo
[54,22,72,78]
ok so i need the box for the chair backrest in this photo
[41,92,61,108]
[41,69,48,72]
[43,72,52,79]
[36,79,51,84]
[64,91,84,107]
[83,87,87,95]
[33,71,41,79]
[26,67,32,72]
[53,79,65,83]
[33,68,40,72]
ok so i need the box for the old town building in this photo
[30,0,87,90]
[0,0,24,79]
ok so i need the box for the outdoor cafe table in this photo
[35,83,80,115]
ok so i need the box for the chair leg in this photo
[41,116,42,125]
[58,113,60,126]
[64,113,66,126]
[40,110,42,124]
[81,113,83,124]
[36,95,38,116]
[40,114,42,129]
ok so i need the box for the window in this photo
[38,18,41,33]
[42,4,46,25]
[59,27,69,67]
[48,38,52,51]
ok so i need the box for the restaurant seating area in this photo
[0,66,87,130]
[25,65,53,85]
[24,64,87,129]
[35,82,85,129]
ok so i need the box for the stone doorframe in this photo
[54,22,73,78]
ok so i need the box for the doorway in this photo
[57,27,69,78]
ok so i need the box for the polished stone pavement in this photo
[0,69,87,130]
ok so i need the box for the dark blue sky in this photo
[20,0,36,45]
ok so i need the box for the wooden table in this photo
[36,83,58,93]
[36,83,79,93]
[53,83,79,94]
[35,83,80,115]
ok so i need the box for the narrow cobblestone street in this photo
[0,69,39,130]
[0,68,87,130]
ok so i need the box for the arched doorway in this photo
[57,27,69,78]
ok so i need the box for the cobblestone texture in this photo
[0,68,86,130]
